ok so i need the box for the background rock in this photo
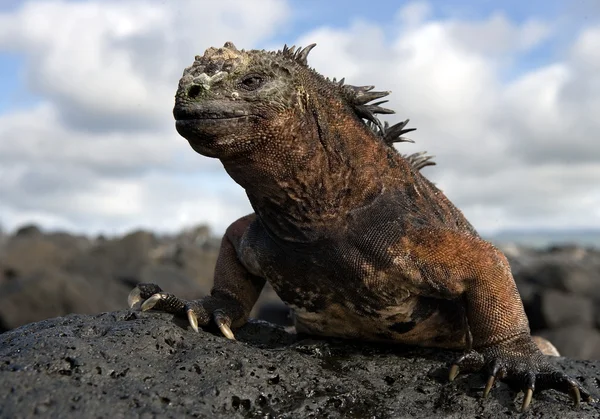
[539,290,594,329]
[1,224,599,361]
[503,244,600,359]
[0,311,598,418]
[538,326,600,361]
[511,245,600,300]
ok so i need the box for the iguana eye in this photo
[239,74,264,91]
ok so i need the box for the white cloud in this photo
[0,0,599,236]
[0,104,195,174]
[0,172,251,235]
[0,0,284,234]
[572,27,600,69]
[396,1,432,29]
[446,13,551,56]
[0,0,290,132]
[500,29,600,165]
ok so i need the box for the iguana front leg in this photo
[128,214,265,339]
[395,228,594,411]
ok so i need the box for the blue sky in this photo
[0,54,28,113]
[1,0,599,235]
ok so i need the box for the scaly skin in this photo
[128,42,594,411]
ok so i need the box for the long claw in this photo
[570,386,581,408]
[521,388,533,412]
[141,293,162,311]
[483,376,495,398]
[127,288,142,308]
[216,319,235,340]
[187,309,199,333]
[449,364,459,382]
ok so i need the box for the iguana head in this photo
[174,42,318,160]
[174,42,428,238]
[173,42,400,161]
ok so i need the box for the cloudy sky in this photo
[0,0,599,236]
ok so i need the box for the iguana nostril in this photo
[188,85,202,99]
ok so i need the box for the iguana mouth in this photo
[173,106,255,122]
[174,100,264,156]
[174,115,259,147]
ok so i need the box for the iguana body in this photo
[128,42,592,411]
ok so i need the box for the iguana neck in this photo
[220,106,411,243]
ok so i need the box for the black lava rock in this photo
[0,311,599,418]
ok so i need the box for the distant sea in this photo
[485,229,600,249]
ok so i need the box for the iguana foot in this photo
[128,283,244,340]
[448,336,595,412]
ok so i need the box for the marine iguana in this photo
[128,42,593,411]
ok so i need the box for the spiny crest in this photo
[273,43,394,132]
[278,44,317,67]
[366,120,436,171]
[341,85,394,132]
[403,151,437,171]
[274,43,418,153]
[380,119,417,147]
[365,119,416,147]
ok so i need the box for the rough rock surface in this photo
[1,311,599,418]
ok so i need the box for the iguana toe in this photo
[448,364,459,382]
[522,387,533,411]
[130,285,186,313]
[140,293,162,311]
[184,298,242,339]
[482,375,496,398]
[570,386,581,408]
[128,284,245,338]
[128,283,162,308]
[183,307,237,340]
[448,336,595,411]
[214,309,236,340]
[127,283,165,309]
[127,287,142,308]
[186,309,199,333]
[140,292,187,312]
[448,349,485,381]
